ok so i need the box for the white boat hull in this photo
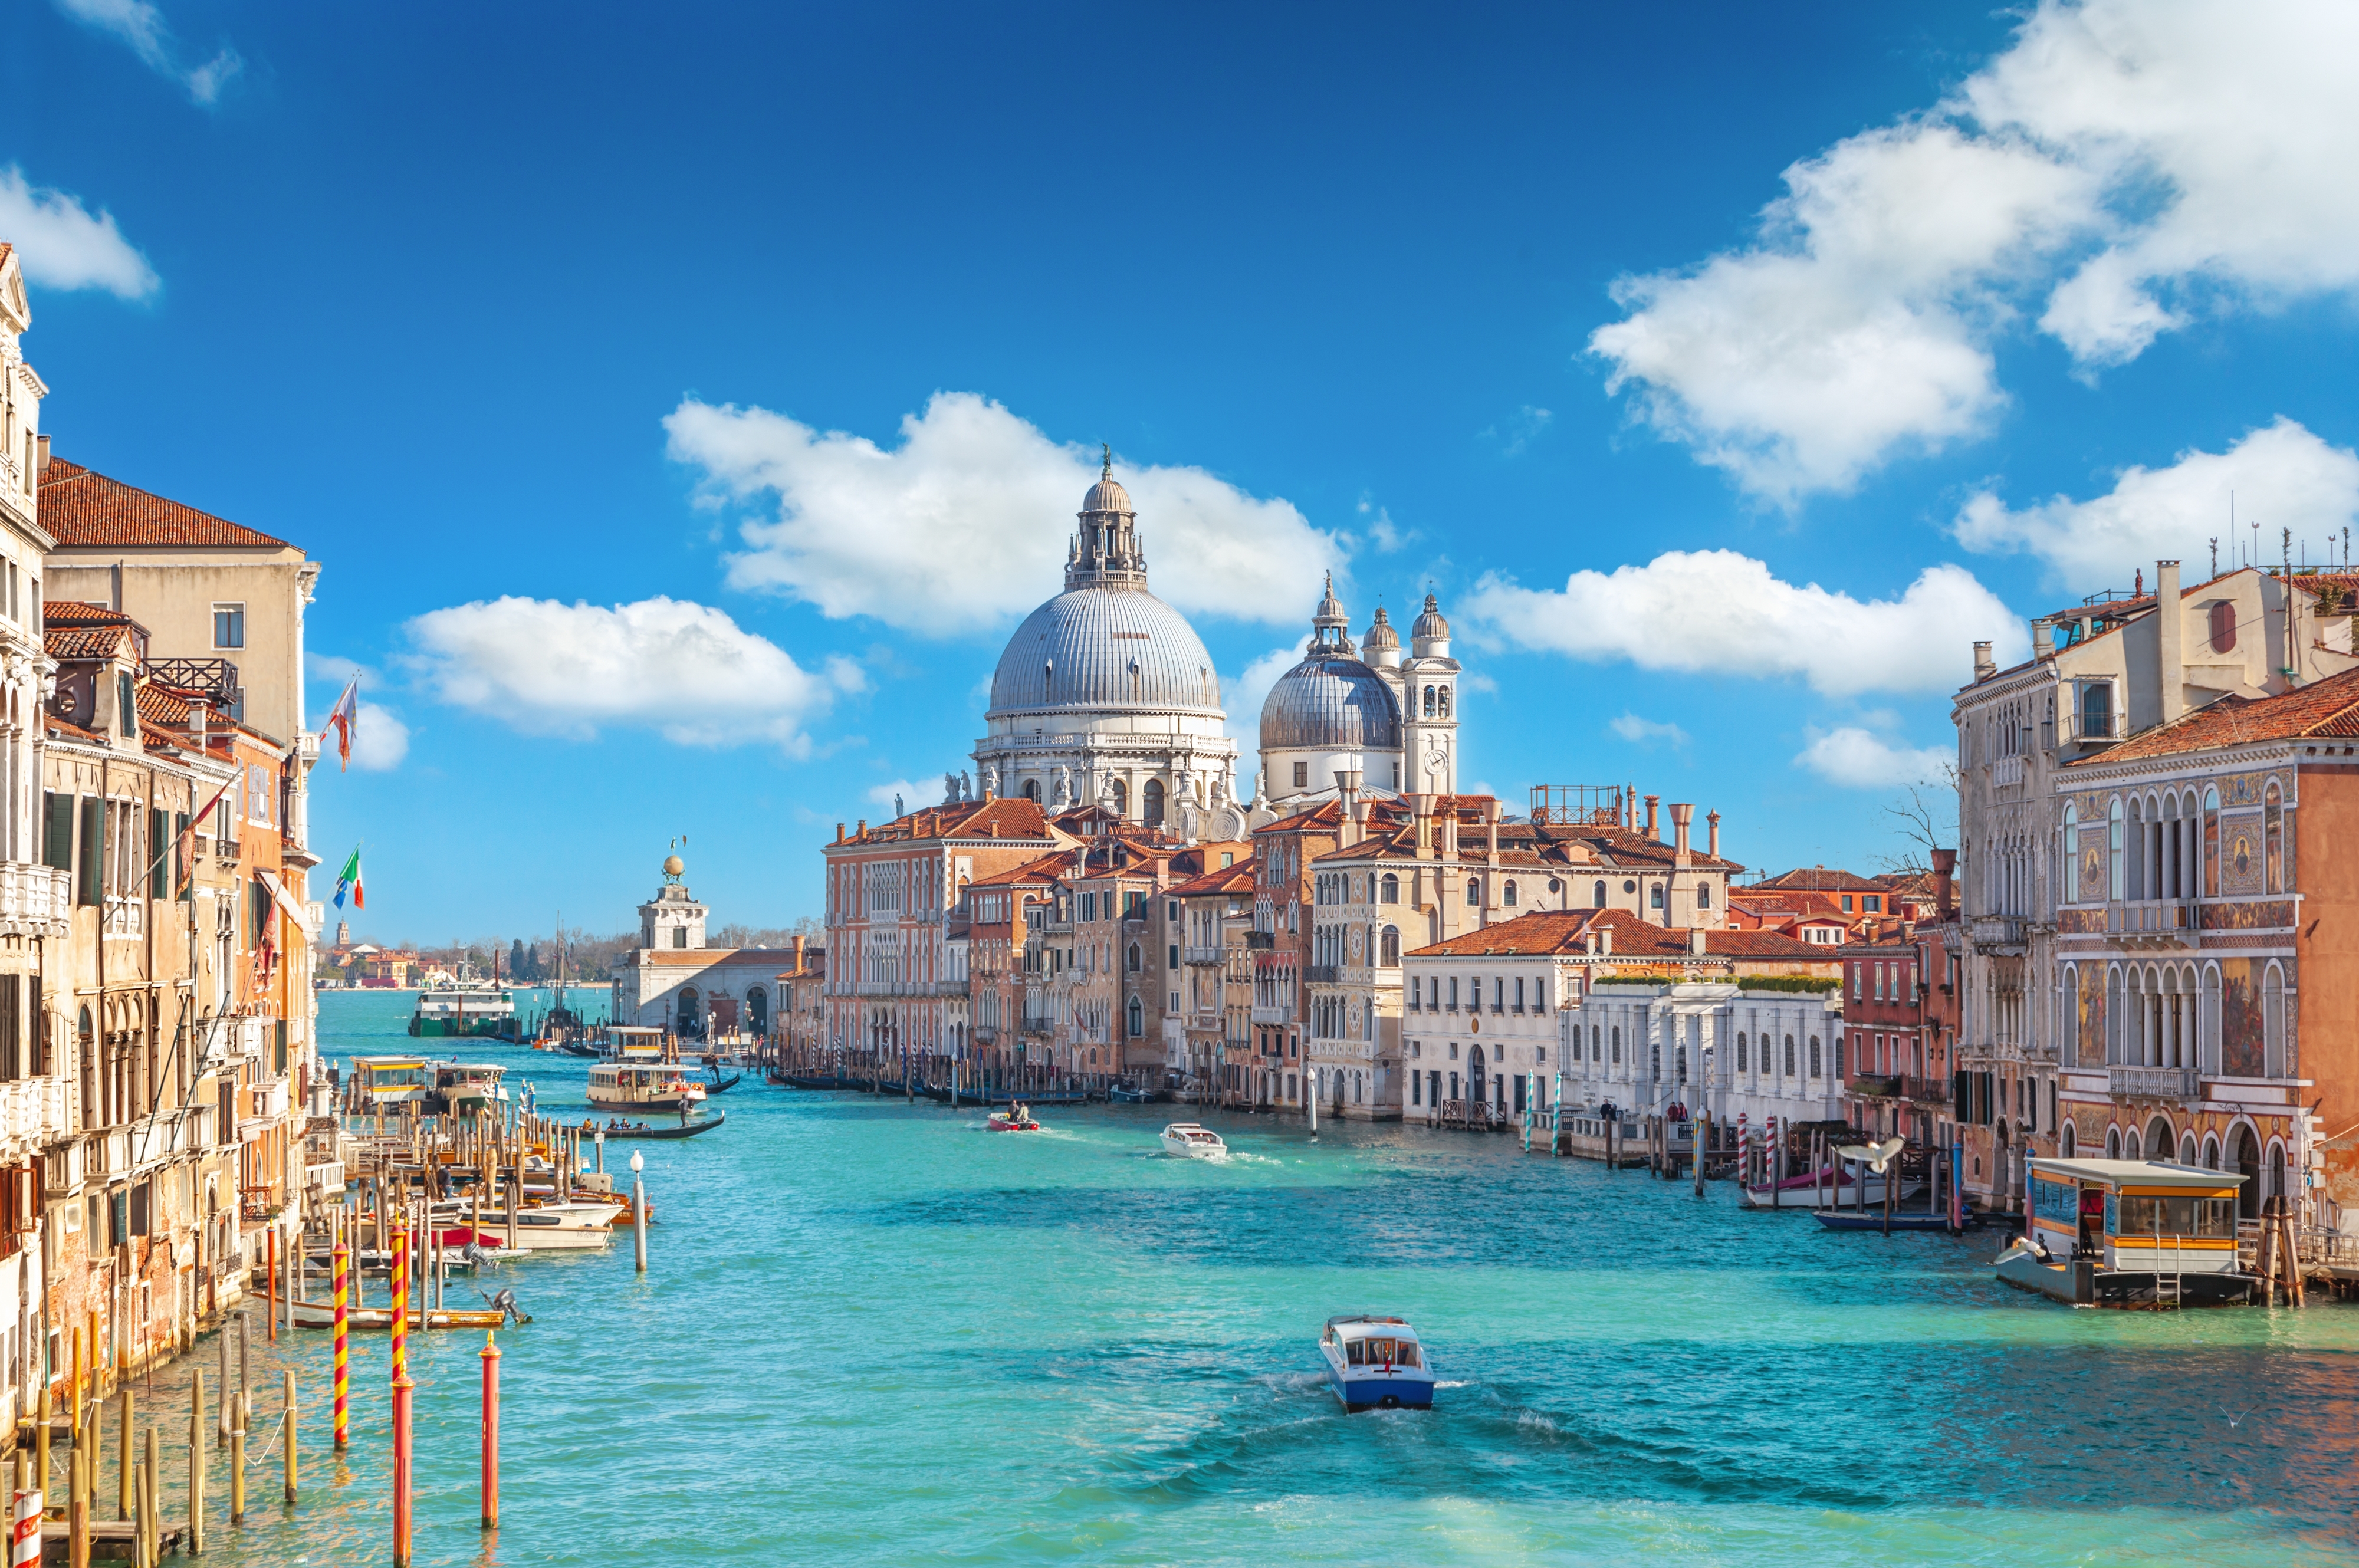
[1742,1176,1915,1209]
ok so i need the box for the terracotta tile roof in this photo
[967,852,1077,889]
[842,796,1064,846]
[1167,860,1259,898]
[45,716,106,745]
[2088,665,2359,764]
[43,600,137,627]
[1749,867,1891,894]
[643,948,801,967]
[1408,908,1826,961]
[38,459,292,550]
[44,626,133,662]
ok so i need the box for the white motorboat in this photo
[1742,1168,1917,1209]
[1160,1123,1227,1159]
[587,1060,708,1113]
[1319,1316,1436,1412]
[485,1198,626,1251]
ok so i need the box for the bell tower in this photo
[1401,593,1460,795]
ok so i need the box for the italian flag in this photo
[336,847,365,910]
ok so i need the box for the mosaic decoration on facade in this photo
[2219,958,2263,1078]
[2198,899,2294,931]
[2218,811,2266,894]
[2054,908,2107,934]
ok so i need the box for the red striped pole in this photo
[11,1449,38,1568]
[479,1332,501,1530]
[332,1239,349,1452]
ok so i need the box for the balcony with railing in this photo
[2110,1065,2198,1100]
[1184,945,1224,965]
[1306,965,1339,984]
[0,1074,71,1156]
[0,864,68,932]
[1245,932,1276,951]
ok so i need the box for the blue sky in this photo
[7,1,2359,945]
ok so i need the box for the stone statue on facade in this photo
[960,768,973,802]
[1054,765,1073,807]
[942,770,962,804]
[981,763,998,798]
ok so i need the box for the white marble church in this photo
[937,458,1464,833]
[610,854,796,1038]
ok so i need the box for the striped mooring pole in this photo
[392,1229,413,1568]
[10,1449,38,1568]
[333,1240,350,1452]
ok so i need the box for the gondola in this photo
[593,1112,727,1140]
[702,1071,742,1095]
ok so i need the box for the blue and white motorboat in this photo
[1319,1316,1435,1412]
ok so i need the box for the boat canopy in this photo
[2027,1158,2248,1192]
[1325,1314,1419,1340]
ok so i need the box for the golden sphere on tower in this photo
[663,854,685,877]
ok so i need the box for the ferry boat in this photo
[409,984,521,1040]
[350,1056,433,1109]
[1996,1156,2256,1308]
[1160,1123,1227,1158]
[1319,1316,1436,1412]
[586,1061,708,1112]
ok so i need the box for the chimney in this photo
[1584,931,1597,955]
[34,435,48,473]
[1972,641,1996,682]
[1411,793,1435,858]
[1626,781,1636,829]
[1483,796,1502,861]
[856,819,866,837]
[189,695,208,754]
[1931,847,1956,921]
[1669,803,1693,856]
[2032,620,2054,660]
[109,561,123,613]
[2156,558,2184,722]
[1599,924,1612,957]
[1644,795,1660,841]
[794,934,806,971]
[835,822,845,843]
[1706,810,1720,860]
[1688,927,1707,956]
[1441,809,1459,861]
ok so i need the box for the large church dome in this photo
[987,586,1223,718]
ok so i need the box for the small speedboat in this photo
[987,1104,1041,1132]
[1160,1123,1226,1159]
[1319,1316,1435,1412]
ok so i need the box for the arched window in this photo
[2202,1135,2220,1170]
[746,987,768,1036]
[1782,1035,1796,1076]
[2263,962,2286,1077]
[2106,967,2123,1064]
[2180,1133,2199,1166]
[1126,997,1143,1037]
[2105,1125,2121,1159]
[1144,778,1165,825]
[1422,685,1436,718]
[1126,944,1141,972]
[1610,1027,1621,1064]
[2203,785,2220,896]
[2060,1123,2075,1158]
[2062,803,2079,902]
[2146,1116,2174,1160]
[1023,780,1041,802]
[1592,880,1608,908]
[2210,599,2237,653]
[1438,687,1451,718]
[1591,1024,1601,1061]
[1380,926,1399,965]
[2108,798,2125,900]
[1466,879,1481,906]
[1503,881,1518,907]
[1650,1041,1660,1079]
[1808,1036,1822,1078]
[1110,778,1128,816]
[1380,873,1399,905]
[1736,1033,1748,1072]
[1650,883,1665,910]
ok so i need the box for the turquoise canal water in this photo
[152,990,2359,1564]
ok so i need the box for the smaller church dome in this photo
[1260,656,1402,752]
[1082,474,1133,515]
[1413,592,1451,643]
[1361,605,1399,652]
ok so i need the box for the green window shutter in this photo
[75,797,101,907]
[147,808,167,898]
[173,813,190,899]
[41,794,70,873]
[117,672,136,737]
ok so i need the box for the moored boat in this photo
[1319,1316,1436,1412]
[293,1299,507,1331]
[1160,1123,1227,1159]
[1742,1167,1916,1209]
[1996,1156,2256,1308]
[587,1061,708,1113]
[591,1112,725,1140]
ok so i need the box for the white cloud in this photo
[1224,645,1303,764]
[404,596,860,753]
[1467,550,2025,696]
[1609,713,1688,749]
[0,166,157,300]
[1355,498,1412,553]
[55,0,242,106]
[1589,0,2359,501]
[666,392,1343,636]
[1795,727,1953,789]
[346,702,409,771]
[1483,405,1555,458]
[1953,417,2359,590]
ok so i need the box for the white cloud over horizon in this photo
[404,596,861,753]
[305,653,409,771]
[1610,713,1688,750]
[1953,416,2359,590]
[0,166,157,300]
[55,0,242,106]
[666,392,1343,636]
[1589,0,2359,503]
[1466,550,2026,696]
[1795,727,1953,789]
[1224,645,1302,774]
